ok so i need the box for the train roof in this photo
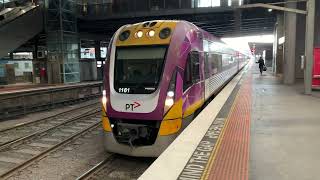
[115,20,250,57]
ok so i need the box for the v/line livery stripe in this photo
[183,66,238,119]
[183,100,204,118]
[202,74,252,180]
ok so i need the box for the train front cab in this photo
[101,21,206,157]
[101,56,204,157]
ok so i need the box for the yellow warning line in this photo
[200,85,242,180]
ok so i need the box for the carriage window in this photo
[204,52,210,78]
[183,58,192,91]
[183,51,200,91]
[191,52,200,83]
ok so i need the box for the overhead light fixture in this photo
[268,9,273,12]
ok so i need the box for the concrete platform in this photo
[0,83,52,93]
[0,99,98,130]
[250,70,320,180]
[0,81,101,95]
[140,62,320,180]
[0,81,102,120]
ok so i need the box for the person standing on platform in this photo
[257,57,265,75]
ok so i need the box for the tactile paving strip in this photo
[178,76,242,180]
[204,74,252,180]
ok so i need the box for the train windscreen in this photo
[114,46,167,94]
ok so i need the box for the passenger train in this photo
[101,20,249,157]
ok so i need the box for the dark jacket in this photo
[258,58,265,69]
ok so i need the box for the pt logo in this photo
[125,101,141,111]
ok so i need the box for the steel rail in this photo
[0,94,101,120]
[0,115,101,179]
[0,108,101,151]
[0,101,99,133]
[76,155,116,180]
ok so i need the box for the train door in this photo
[182,51,204,119]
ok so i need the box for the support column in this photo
[32,37,39,84]
[315,0,320,47]
[272,23,277,73]
[294,2,306,79]
[304,0,315,94]
[275,14,284,75]
[93,41,100,81]
[283,1,297,84]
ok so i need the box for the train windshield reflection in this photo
[114,46,167,94]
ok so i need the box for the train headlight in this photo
[147,30,155,37]
[102,90,107,110]
[159,27,171,39]
[136,30,143,38]
[167,91,174,98]
[164,72,177,115]
[119,30,130,41]
[164,96,174,115]
[165,98,174,107]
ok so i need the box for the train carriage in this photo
[101,20,249,157]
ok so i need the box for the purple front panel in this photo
[104,21,196,121]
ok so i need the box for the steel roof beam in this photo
[239,3,307,14]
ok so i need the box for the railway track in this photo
[76,155,117,180]
[0,107,102,179]
[76,154,155,180]
[0,101,100,148]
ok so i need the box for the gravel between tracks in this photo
[86,155,155,180]
[0,99,99,130]
[6,127,154,180]
[6,127,105,180]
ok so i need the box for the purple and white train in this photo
[101,20,249,157]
